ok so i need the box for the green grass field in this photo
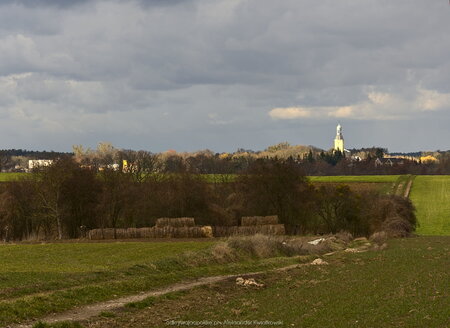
[309,175,401,195]
[177,236,450,328]
[0,241,211,325]
[410,176,450,236]
[72,236,450,328]
[0,172,28,181]
[0,242,212,273]
[308,175,400,183]
[0,240,301,326]
[202,174,402,184]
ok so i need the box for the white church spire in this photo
[336,123,343,140]
[334,123,344,152]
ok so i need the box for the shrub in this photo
[210,242,238,263]
[365,194,417,235]
[227,234,280,258]
[382,216,414,238]
[314,185,364,235]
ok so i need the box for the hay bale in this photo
[201,226,213,238]
[213,224,285,237]
[88,229,101,240]
[155,217,196,228]
[89,224,210,239]
[241,215,279,226]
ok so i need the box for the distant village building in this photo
[28,159,53,170]
[375,158,405,167]
[334,124,345,153]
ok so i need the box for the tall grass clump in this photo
[226,234,282,258]
[201,233,353,264]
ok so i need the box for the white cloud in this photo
[416,88,450,111]
[269,107,313,119]
[329,106,354,118]
[269,87,450,121]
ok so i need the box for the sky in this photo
[0,0,449,153]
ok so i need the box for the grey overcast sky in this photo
[0,0,449,153]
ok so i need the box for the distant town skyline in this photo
[0,0,449,153]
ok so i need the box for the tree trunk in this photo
[56,215,62,240]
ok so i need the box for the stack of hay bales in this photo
[155,217,195,228]
[88,217,213,240]
[213,215,285,237]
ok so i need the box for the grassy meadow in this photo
[74,236,450,328]
[410,176,450,235]
[0,172,28,181]
[175,236,450,328]
[308,175,400,183]
[0,241,208,325]
[0,240,302,326]
[309,175,401,195]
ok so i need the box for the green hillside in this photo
[410,176,450,235]
[309,175,400,183]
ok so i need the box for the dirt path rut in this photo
[12,264,301,328]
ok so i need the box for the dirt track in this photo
[11,264,301,328]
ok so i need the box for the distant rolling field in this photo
[410,176,450,236]
[0,172,28,181]
[309,175,400,194]
[308,175,400,183]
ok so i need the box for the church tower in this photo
[334,124,344,153]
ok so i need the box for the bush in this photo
[314,185,364,235]
[382,216,414,238]
[210,242,238,263]
[227,234,281,258]
[365,194,417,235]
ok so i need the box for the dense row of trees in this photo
[0,158,416,241]
[1,143,450,175]
[72,143,450,175]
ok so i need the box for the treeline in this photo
[74,143,450,175]
[0,149,69,159]
[1,143,450,175]
[0,149,71,172]
[0,158,416,241]
[298,155,450,175]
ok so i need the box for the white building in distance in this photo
[28,159,54,171]
[334,124,344,153]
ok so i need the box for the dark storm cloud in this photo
[0,0,449,152]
